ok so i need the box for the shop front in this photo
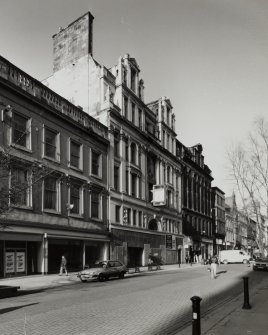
[111,228,166,267]
[0,232,43,278]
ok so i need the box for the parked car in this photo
[219,250,251,264]
[77,260,127,282]
[253,257,268,271]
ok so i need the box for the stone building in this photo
[211,187,225,254]
[178,142,214,261]
[0,55,109,277]
[43,12,183,266]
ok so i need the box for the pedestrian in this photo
[210,255,218,279]
[59,255,68,276]
[148,256,153,271]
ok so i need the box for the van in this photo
[219,250,251,264]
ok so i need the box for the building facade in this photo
[43,12,183,267]
[178,142,214,262]
[0,55,110,277]
[211,187,225,255]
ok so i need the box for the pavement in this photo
[0,263,267,335]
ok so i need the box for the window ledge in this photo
[11,204,33,211]
[69,213,84,219]
[90,173,102,180]
[11,144,32,153]
[69,166,83,173]
[43,155,61,164]
[43,209,61,215]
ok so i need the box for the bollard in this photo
[242,276,251,309]
[190,296,202,335]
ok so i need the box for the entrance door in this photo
[127,247,143,267]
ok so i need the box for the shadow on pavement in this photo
[0,302,39,315]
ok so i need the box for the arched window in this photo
[148,219,158,231]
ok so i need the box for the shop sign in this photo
[16,252,25,273]
[5,252,15,273]
[166,235,173,249]
[152,185,166,206]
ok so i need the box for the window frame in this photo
[69,139,83,170]
[90,148,102,178]
[90,190,102,220]
[69,182,84,216]
[10,167,32,208]
[43,175,61,212]
[43,126,60,161]
[12,112,32,150]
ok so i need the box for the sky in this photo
[1,0,268,195]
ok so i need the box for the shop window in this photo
[69,139,83,170]
[10,167,32,207]
[44,126,60,161]
[43,176,60,211]
[12,112,31,149]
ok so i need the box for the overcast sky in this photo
[1,0,268,195]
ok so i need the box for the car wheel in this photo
[119,272,125,279]
[223,260,228,265]
[98,273,105,282]
[253,266,257,271]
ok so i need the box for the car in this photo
[253,257,268,271]
[77,260,127,282]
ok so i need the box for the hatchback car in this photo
[253,257,268,271]
[77,260,127,282]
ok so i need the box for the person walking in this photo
[59,255,68,276]
[210,255,218,279]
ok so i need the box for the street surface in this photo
[0,264,265,335]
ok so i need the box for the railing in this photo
[0,56,108,139]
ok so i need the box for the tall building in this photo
[211,187,225,254]
[0,55,109,277]
[178,142,214,261]
[43,12,183,266]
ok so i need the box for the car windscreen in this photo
[90,262,107,268]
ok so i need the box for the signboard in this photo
[152,185,166,206]
[166,235,173,249]
[16,252,25,273]
[5,252,15,273]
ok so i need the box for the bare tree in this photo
[228,117,268,254]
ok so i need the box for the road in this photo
[0,264,264,335]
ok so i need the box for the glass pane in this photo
[70,141,80,168]
[44,177,57,209]
[45,128,57,158]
